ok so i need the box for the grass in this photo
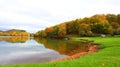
[1,36,120,67]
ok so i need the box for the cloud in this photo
[0,0,120,33]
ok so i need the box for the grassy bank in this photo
[1,36,120,67]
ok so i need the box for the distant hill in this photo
[6,29,26,32]
[0,29,30,36]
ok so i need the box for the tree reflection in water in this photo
[0,36,29,43]
[34,38,94,56]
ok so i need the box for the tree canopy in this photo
[0,29,30,36]
[35,14,120,38]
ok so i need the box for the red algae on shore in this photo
[53,45,99,61]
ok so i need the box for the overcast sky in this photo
[0,0,120,33]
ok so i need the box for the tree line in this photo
[0,29,30,36]
[34,14,120,38]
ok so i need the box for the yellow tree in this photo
[58,23,66,38]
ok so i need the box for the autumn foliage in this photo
[35,14,120,38]
[0,29,30,36]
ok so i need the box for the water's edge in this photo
[53,44,99,61]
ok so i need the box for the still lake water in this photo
[0,36,93,64]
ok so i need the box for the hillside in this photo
[0,29,30,36]
[35,14,120,38]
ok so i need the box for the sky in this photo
[0,0,120,33]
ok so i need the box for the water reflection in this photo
[0,36,29,43]
[0,37,66,64]
[0,37,94,64]
[34,38,94,56]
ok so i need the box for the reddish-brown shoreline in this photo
[53,45,99,61]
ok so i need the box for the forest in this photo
[34,14,120,38]
[0,29,30,36]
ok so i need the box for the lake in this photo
[0,36,94,64]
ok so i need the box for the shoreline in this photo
[53,44,99,61]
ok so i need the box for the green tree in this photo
[117,14,120,24]
[106,14,117,23]
[78,23,92,36]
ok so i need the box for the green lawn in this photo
[1,36,120,67]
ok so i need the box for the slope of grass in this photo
[1,36,120,67]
